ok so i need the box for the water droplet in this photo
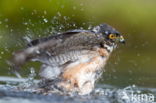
[44,10,47,15]
[80,3,84,6]
[71,14,75,17]
[23,36,32,43]
[4,18,8,22]
[4,47,9,52]
[137,53,140,56]
[73,23,76,27]
[20,7,24,10]
[0,35,2,39]
[88,25,93,29]
[73,6,76,10]
[80,8,84,11]
[36,50,40,54]
[5,25,9,28]
[43,18,48,23]
[82,22,86,25]
[10,29,13,32]
[61,5,64,9]
[80,27,83,29]
[132,84,136,88]
[23,22,28,25]
[1,51,4,54]
[57,12,61,17]
[33,9,37,14]
[63,16,68,20]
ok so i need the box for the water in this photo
[0,76,155,103]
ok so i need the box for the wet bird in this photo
[11,24,125,95]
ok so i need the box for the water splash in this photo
[16,68,38,92]
[43,18,48,23]
[0,83,155,103]
[93,85,156,103]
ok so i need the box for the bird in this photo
[10,23,125,95]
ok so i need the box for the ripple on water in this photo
[0,77,156,103]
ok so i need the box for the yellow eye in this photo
[109,34,116,39]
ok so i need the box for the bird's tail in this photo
[8,46,39,75]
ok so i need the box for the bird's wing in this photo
[11,30,105,68]
[27,30,91,47]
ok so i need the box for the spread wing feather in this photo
[11,30,104,68]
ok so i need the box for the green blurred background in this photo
[0,0,155,88]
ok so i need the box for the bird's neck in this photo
[103,43,116,53]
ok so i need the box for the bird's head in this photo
[92,24,125,45]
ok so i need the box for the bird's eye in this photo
[109,34,116,39]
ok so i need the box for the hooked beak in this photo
[119,35,125,44]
